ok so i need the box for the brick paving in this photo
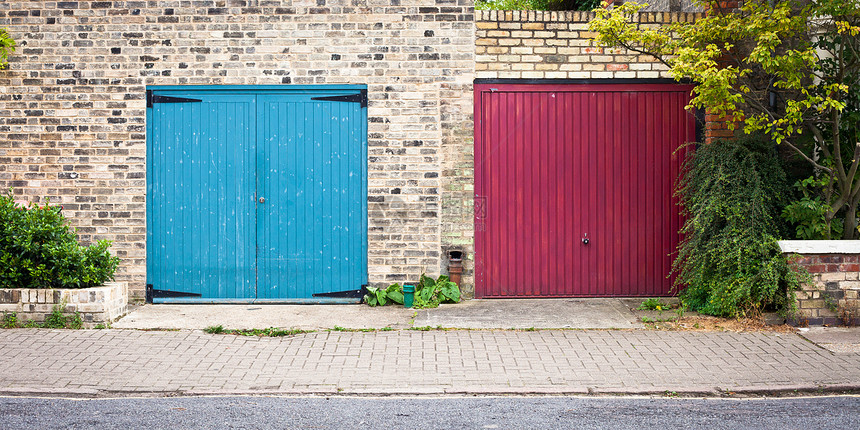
[0,329,858,397]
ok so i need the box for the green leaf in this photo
[387,290,404,305]
[438,281,461,303]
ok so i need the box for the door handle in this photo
[259,197,265,204]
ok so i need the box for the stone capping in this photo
[0,282,128,327]
[476,9,704,23]
[778,240,860,254]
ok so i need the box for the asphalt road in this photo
[2,395,859,429]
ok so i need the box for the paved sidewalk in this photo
[1,329,858,397]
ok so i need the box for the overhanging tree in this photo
[590,0,860,238]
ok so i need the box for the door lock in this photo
[259,197,265,204]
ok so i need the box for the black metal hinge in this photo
[310,90,368,108]
[146,284,202,303]
[146,90,203,108]
[312,285,368,299]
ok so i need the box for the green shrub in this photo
[673,136,803,318]
[0,192,120,289]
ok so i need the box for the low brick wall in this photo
[0,282,128,326]
[780,241,860,326]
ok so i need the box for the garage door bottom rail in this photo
[145,285,365,304]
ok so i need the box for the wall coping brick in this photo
[476,9,704,23]
[778,240,860,254]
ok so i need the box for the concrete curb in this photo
[3,385,860,399]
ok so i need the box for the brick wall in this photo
[0,0,476,300]
[788,254,860,326]
[475,10,702,80]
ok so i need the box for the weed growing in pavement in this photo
[41,303,83,329]
[203,325,225,334]
[232,328,311,337]
[639,298,671,311]
[203,325,312,337]
[1,311,17,328]
[328,326,396,333]
[409,325,446,331]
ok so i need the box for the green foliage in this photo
[0,28,15,70]
[638,298,670,311]
[204,325,225,334]
[476,0,599,11]
[673,136,803,317]
[203,325,311,337]
[41,303,83,329]
[0,192,120,289]
[591,0,860,238]
[363,283,404,307]
[1,311,17,328]
[412,274,461,309]
[782,176,845,239]
[363,275,461,308]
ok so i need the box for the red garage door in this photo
[474,83,697,297]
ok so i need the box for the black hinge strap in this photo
[310,90,368,108]
[147,93,203,108]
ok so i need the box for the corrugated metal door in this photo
[147,86,367,301]
[474,83,696,297]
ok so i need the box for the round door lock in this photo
[582,238,589,245]
[259,197,265,204]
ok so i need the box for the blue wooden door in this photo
[146,86,367,302]
[256,94,368,299]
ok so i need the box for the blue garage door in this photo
[146,86,368,302]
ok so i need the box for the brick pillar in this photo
[705,111,738,144]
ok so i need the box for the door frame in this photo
[145,85,369,304]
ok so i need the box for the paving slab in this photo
[0,329,857,398]
[112,304,415,330]
[415,298,644,329]
[799,327,860,354]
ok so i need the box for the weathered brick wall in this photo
[0,0,476,301]
[475,10,702,80]
[788,254,860,326]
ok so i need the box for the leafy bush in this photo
[0,28,15,70]
[364,283,404,307]
[364,274,461,308]
[413,274,461,309]
[0,192,120,289]
[673,136,803,318]
[782,176,845,240]
[475,0,600,11]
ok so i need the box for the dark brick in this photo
[57,2,78,9]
